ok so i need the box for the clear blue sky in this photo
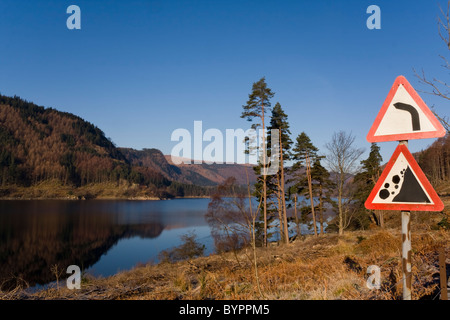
[0,0,449,164]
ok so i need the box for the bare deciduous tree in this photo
[205,174,264,297]
[325,131,364,235]
[414,0,450,131]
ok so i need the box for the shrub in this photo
[158,232,205,263]
[437,216,450,230]
[355,231,399,256]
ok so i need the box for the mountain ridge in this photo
[0,94,255,199]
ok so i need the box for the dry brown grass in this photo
[1,228,448,300]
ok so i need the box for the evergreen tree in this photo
[241,77,275,247]
[290,132,320,236]
[267,102,292,243]
[292,132,319,168]
[310,158,335,235]
[354,143,383,228]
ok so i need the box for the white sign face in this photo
[366,75,445,143]
[371,151,433,205]
[366,131,444,212]
[373,84,435,137]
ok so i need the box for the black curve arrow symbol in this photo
[394,102,421,131]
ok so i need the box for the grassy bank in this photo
[2,224,448,300]
[1,196,449,300]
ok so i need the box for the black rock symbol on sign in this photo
[394,103,420,131]
[378,166,430,203]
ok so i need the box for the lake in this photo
[0,198,326,290]
[0,198,215,290]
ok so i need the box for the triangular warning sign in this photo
[365,144,444,211]
[367,75,446,142]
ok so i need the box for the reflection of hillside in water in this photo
[0,200,200,290]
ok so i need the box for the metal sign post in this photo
[399,140,412,300]
[401,210,412,300]
[365,76,446,300]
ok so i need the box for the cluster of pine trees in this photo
[237,77,385,244]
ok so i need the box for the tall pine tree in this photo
[291,132,320,235]
[310,158,335,235]
[268,102,292,243]
[354,143,383,228]
[241,77,275,247]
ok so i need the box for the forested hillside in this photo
[0,94,252,199]
[417,134,450,190]
[0,95,130,186]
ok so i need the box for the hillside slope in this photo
[0,94,255,199]
[0,95,128,186]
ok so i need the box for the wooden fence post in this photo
[439,246,448,301]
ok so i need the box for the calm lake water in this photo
[0,199,215,289]
[0,198,326,290]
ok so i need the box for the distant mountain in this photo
[168,157,257,186]
[119,148,257,186]
[0,94,255,199]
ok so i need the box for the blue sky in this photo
[0,0,449,164]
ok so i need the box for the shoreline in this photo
[4,228,447,300]
[0,195,212,201]
[0,182,214,201]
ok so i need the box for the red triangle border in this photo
[366,75,446,142]
[365,144,444,211]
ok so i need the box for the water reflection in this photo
[0,199,212,289]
